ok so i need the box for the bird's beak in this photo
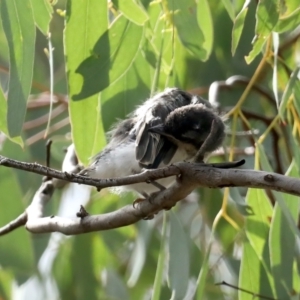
[148,124,165,135]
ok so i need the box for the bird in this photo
[79,87,225,196]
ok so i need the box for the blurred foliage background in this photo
[0,0,300,299]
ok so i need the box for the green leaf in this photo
[0,87,23,146]
[221,0,235,21]
[293,78,300,119]
[239,239,275,300]
[127,222,153,287]
[245,0,279,64]
[257,143,273,172]
[245,188,273,260]
[275,7,300,33]
[100,51,152,130]
[105,269,130,300]
[231,0,251,56]
[0,87,8,135]
[1,0,36,137]
[197,0,213,59]
[152,212,167,300]
[269,162,300,299]
[279,66,300,118]
[65,0,108,164]
[0,167,34,281]
[168,0,206,60]
[112,0,149,25]
[71,234,100,299]
[168,212,189,299]
[73,15,144,100]
[0,269,13,300]
[196,241,212,298]
[30,0,53,34]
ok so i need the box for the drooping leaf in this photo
[279,66,300,118]
[112,0,149,25]
[246,0,279,64]
[1,0,36,137]
[30,0,53,35]
[168,0,206,60]
[275,7,300,33]
[196,241,212,298]
[0,167,34,281]
[65,0,108,164]
[239,239,275,300]
[152,212,167,300]
[221,0,235,21]
[244,147,276,295]
[168,212,190,299]
[0,86,23,146]
[269,162,300,299]
[231,0,251,56]
[197,0,213,59]
[72,15,144,100]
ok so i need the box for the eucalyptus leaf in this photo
[112,0,149,25]
[245,0,279,64]
[168,0,206,60]
[1,0,35,137]
[31,0,53,34]
[168,212,190,299]
[279,67,300,118]
[197,0,213,59]
[231,0,251,55]
[275,7,300,33]
[65,0,108,164]
[73,15,144,100]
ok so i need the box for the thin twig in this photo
[0,213,27,236]
[215,281,277,300]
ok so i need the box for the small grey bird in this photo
[80,88,225,195]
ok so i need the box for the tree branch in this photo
[1,152,300,236]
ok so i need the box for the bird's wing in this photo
[135,101,177,168]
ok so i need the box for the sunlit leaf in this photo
[197,0,213,59]
[112,0,149,25]
[275,7,300,33]
[245,146,276,293]
[269,162,300,299]
[0,269,13,299]
[73,15,144,100]
[0,87,23,146]
[244,188,273,286]
[245,0,279,64]
[168,0,206,60]
[65,0,107,164]
[231,0,251,56]
[279,66,300,118]
[221,0,235,21]
[1,0,36,137]
[101,52,152,130]
[31,0,53,34]
[239,239,275,300]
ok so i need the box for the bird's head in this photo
[149,104,225,153]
